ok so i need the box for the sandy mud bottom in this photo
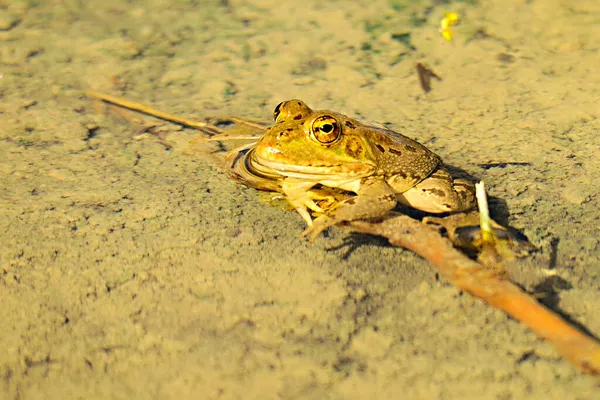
[1,0,599,398]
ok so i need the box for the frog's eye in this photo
[273,101,285,122]
[311,115,341,144]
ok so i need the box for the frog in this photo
[229,99,476,241]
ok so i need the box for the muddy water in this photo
[1,0,599,398]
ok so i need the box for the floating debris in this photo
[440,12,460,41]
[416,62,442,93]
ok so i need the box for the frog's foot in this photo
[301,215,336,243]
[290,189,337,227]
[302,177,397,242]
[424,212,537,260]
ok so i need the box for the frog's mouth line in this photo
[251,151,374,181]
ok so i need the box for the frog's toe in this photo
[294,206,314,227]
[301,215,335,243]
[304,199,325,213]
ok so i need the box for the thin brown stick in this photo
[350,214,600,375]
[228,117,268,130]
[192,135,263,143]
[85,90,270,134]
[85,90,220,132]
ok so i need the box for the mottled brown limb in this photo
[349,213,600,376]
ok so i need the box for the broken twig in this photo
[349,214,600,375]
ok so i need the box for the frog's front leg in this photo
[301,177,397,242]
[282,179,337,226]
[397,166,475,213]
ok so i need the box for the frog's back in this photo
[345,122,441,192]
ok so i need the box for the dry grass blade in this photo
[349,214,600,376]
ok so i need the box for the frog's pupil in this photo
[321,124,333,133]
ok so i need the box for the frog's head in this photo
[253,100,376,180]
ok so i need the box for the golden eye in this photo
[273,101,285,122]
[311,115,341,144]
